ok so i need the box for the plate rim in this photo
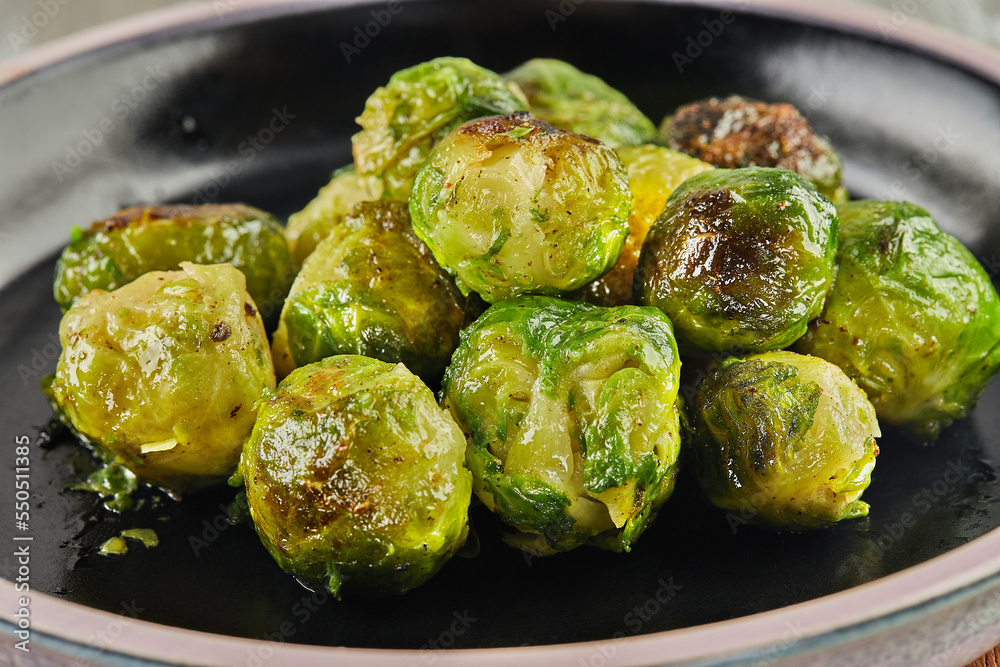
[3,0,1000,664]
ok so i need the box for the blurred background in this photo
[1,0,1000,62]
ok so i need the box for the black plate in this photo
[3,0,1000,652]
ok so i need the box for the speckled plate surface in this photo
[3,1,1000,665]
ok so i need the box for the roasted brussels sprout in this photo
[572,145,713,306]
[284,165,384,266]
[352,57,528,199]
[46,263,276,493]
[796,200,1000,439]
[53,203,295,319]
[505,58,657,148]
[635,167,838,355]
[270,200,469,383]
[661,95,846,202]
[686,351,879,530]
[442,296,682,554]
[239,355,472,597]
[410,112,631,303]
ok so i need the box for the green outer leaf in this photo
[241,355,472,598]
[409,114,631,303]
[352,57,528,199]
[635,166,839,355]
[442,295,682,553]
[53,203,294,320]
[796,199,1000,439]
[506,58,656,148]
[271,200,468,384]
[686,351,879,530]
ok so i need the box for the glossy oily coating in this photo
[46,263,276,494]
[410,112,631,303]
[442,295,682,555]
[686,351,880,530]
[635,166,838,355]
[571,144,713,306]
[352,57,528,200]
[661,95,845,202]
[795,200,1000,439]
[284,165,384,267]
[270,200,470,384]
[53,203,295,320]
[505,58,657,148]
[239,356,472,598]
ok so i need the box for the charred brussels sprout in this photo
[687,351,879,530]
[661,95,845,202]
[271,200,469,383]
[239,355,472,597]
[410,113,631,303]
[46,263,276,493]
[285,165,384,266]
[573,145,713,306]
[635,167,838,355]
[796,200,1000,439]
[54,204,295,319]
[442,296,682,554]
[505,58,656,148]
[352,57,528,199]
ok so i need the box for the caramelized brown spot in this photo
[244,302,257,317]
[210,322,232,342]
[230,405,242,418]
[665,95,835,181]
[98,205,197,233]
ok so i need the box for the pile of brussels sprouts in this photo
[43,57,1000,598]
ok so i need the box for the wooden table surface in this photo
[970,649,1000,667]
[3,0,1000,664]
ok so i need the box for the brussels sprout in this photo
[505,58,657,148]
[285,165,384,266]
[352,57,528,199]
[46,263,276,493]
[686,351,879,530]
[270,200,469,383]
[54,204,295,320]
[239,355,471,597]
[661,95,846,202]
[572,145,713,306]
[442,295,682,554]
[410,112,631,303]
[635,167,838,355]
[795,200,1000,439]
